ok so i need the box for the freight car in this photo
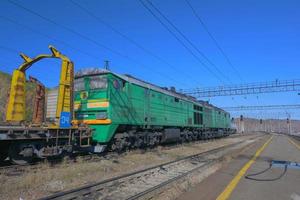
[72,69,235,152]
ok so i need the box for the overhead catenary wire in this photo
[139,0,226,85]
[0,15,101,60]
[0,45,19,54]
[184,0,244,82]
[0,57,17,72]
[69,0,200,87]
[6,0,130,60]
[142,0,232,84]
[0,15,114,80]
[6,0,189,87]
[0,44,58,83]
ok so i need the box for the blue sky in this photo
[0,0,299,119]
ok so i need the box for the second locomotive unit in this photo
[72,69,234,152]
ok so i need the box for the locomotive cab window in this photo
[74,77,85,92]
[89,76,107,90]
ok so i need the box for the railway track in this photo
[0,136,222,168]
[0,133,256,177]
[39,135,263,200]
[290,134,300,141]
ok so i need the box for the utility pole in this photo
[265,119,268,132]
[286,112,292,135]
[287,117,291,135]
[104,60,110,70]
[277,118,280,133]
[240,115,244,134]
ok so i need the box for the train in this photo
[0,68,235,164]
[72,68,235,152]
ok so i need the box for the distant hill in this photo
[0,71,36,122]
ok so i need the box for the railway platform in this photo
[177,134,300,200]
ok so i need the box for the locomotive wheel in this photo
[8,143,34,165]
[0,145,9,162]
[0,152,8,162]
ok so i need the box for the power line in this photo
[184,0,244,82]
[6,0,130,59]
[139,0,226,84]
[146,0,232,83]
[6,0,189,87]
[69,0,199,87]
[143,0,232,84]
[0,44,58,80]
[0,57,16,67]
[0,15,98,78]
[0,45,19,54]
[0,15,101,60]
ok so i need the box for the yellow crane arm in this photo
[6,45,74,127]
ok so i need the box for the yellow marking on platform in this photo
[216,135,273,200]
[288,138,300,151]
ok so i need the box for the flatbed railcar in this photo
[72,69,235,152]
[0,125,91,164]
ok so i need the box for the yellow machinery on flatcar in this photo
[5,45,74,127]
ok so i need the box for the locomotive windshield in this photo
[74,77,85,92]
[89,76,107,90]
[74,75,108,91]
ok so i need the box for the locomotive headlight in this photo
[96,112,107,119]
[80,91,88,99]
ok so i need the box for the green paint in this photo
[74,72,231,144]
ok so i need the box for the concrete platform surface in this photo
[177,134,300,200]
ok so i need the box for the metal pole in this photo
[240,115,244,134]
[104,60,110,70]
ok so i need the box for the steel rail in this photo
[127,135,265,200]
[0,134,242,170]
[0,134,252,178]
[126,159,215,200]
[39,135,263,200]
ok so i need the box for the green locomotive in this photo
[73,69,234,152]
